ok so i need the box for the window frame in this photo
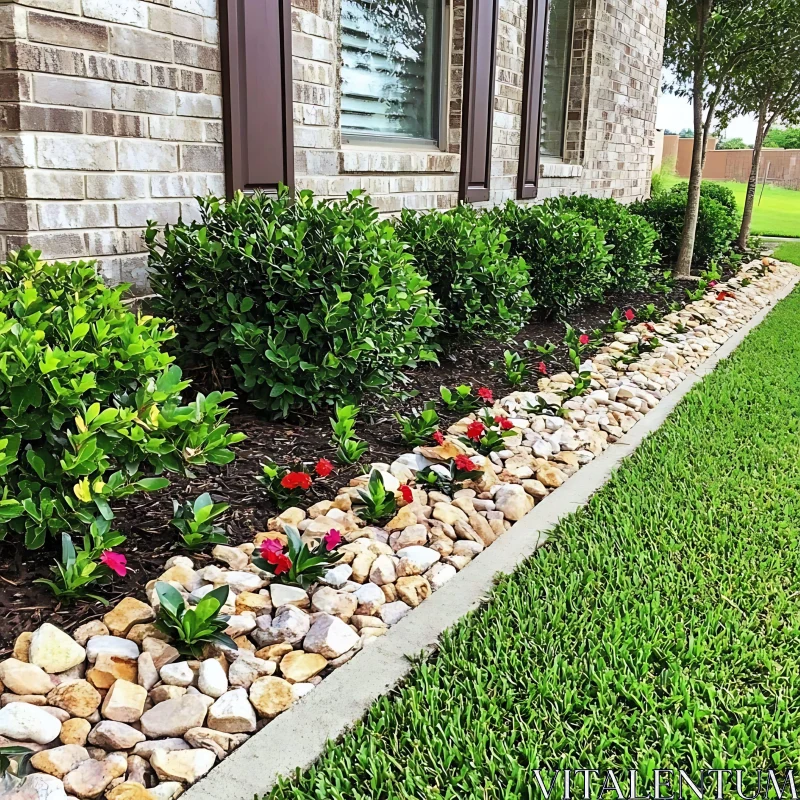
[339,0,451,151]
[539,0,575,161]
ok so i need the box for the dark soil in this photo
[0,267,736,653]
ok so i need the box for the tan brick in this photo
[18,106,84,133]
[38,201,115,230]
[150,173,213,197]
[27,10,108,51]
[0,135,36,167]
[37,135,115,170]
[88,110,145,138]
[4,169,84,199]
[109,27,172,62]
[116,200,180,227]
[180,143,222,172]
[14,0,80,15]
[86,54,149,85]
[86,173,148,200]
[175,91,220,118]
[0,73,29,102]
[118,139,178,172]
[0,5,28,40]
[87,228,145,256]
[7,230,88,257]
[173,40,219,70]
[204,120,221,142]
[7,41,87,77]
[148,116,202,141]
[0,201,37,231]
[151,65,204,92]
[33,74,111,108]
[81,0,146,27]
[148,6,203,40]
[111,85,174,115]
[171,0,216,17]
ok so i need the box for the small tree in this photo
[663,0,798,277]
[717,35,800,248]
[716,137,750,150]
[763,126,800,149]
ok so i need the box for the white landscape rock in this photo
[0,702,62,744]
[85,636,139,664]
[197,659,228,698]
[150,748,217,785]
[28,625,86,674]
[206,688,256,734]
[303,615,359,659]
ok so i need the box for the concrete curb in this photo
[185,273,799,800]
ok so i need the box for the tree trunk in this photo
[737,102,768,250]
[675,83,706,278]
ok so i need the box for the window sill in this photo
[339,146,459,174]
[540,160,583,179]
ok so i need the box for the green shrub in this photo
[670,180,738,216]
[492,201,613,316]
[0,247,243,549]
[147,188,440,416]
[629,188,737,267]
[394,205,533,338]
[548,196,658,292]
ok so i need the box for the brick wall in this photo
[0,0,665,287]
[0,0,223,290]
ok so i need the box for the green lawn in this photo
[662,174,800,237]
[774,241,800,266]
[268,288,800,800]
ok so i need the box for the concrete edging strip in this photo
[186,273,800,800]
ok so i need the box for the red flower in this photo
[260,538,284,562]
[280,471,312,490]
[624,308,635,321]
[646,322,656,332]
[100,550,127,578]
[537,361,548,375]
[578,334,590,346]
[323,529,342,550]
[716,291,733,301]
[399,485,413,504]
[433,430,445,445]
[454,455,478,472]
[466,420,485,441]
[314,458,334,478]
[273,553,292,576]
[494,415,513,430]
[477,387,493,403]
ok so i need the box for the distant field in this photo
[661,175,800,238]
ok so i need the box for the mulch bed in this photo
[0,275,716,653]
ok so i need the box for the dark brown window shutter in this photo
[220,0,294,195]
[517,0,548,200]
[458,0,500,203]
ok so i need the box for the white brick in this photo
[176,92,222,118]
[171,0,216,17]
[33,75,111,109]
[118,140,178,172]
[0,135,36,168]
[38,201,115,230]
[116,200,180,227]
[112,86,175,116]
[150,173,212,197]
[82,0,146,26]
[86,174,149,200]
[37,137,116,171]
[5,171,84,199]
[149,117,204,142]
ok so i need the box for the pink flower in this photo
[100,550,127,578]
[433,430,445,445]
[399,485,413,504]
[323,529,342,550]
[624,308,635,322]
[315,458,334,478]
[477,387,493,403]
[708,280,718,287]
[281,471,312,490]
[537,361,548,375]
[579,334,590,346]
[466,420,485,441]
[260,538,284,561]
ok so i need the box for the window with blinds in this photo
[540,0,574,158]
[341,0,442,142]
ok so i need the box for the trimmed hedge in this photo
[147,188,441,417]
[394,204,533,339]
[491,200,613,316]
[548,195,658,291]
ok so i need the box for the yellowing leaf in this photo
[74,478,92,503]
[75,415,87,434]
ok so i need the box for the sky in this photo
[655,69,760,144]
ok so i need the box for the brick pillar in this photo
[0,0,224,291]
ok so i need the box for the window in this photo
[340,0,443,144]
[539,0,573,158]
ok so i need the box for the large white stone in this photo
[28,625,86,674]
[197,659,228,699]
[85,636,139,664]
[0,702,62,744]
[150,748,217,785]
[303,615,359,659]
[206,688,256,734]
